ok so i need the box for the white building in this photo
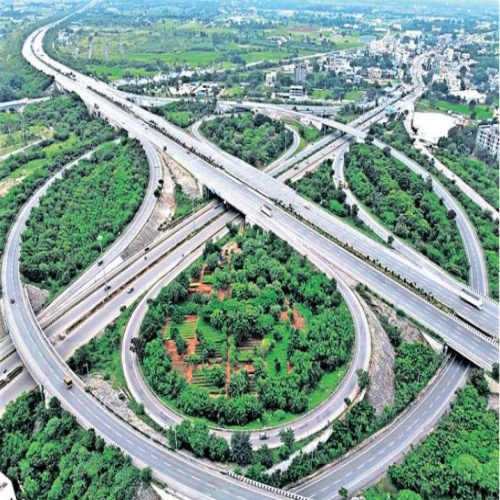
[289,85,304,99]
[0,473,16,500]
[444,48,454,62]
[476,124,499,156]
[265,71,277,87]
[294,63,308,84]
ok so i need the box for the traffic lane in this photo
[264,209,498,368]
[29,34,497,353]
[294,357,469,500]
[50,46,497,333]
[43,204,225,335]
[53,212,237,360]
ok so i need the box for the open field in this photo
[417,98,494,120]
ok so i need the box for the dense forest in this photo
[292,160,383,242]
[138,224,354,427]
[0,96,116,295]
[0,31,52,102]
[367,378,499,500]
[0,391,151,499]
[200,113,294,168]
[151,99,217,128]
[20,138,149,296]
[344,142,469,281]
[370,119,499,298]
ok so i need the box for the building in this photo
[0,472,16,500]
[294,63,308,84]
[265,71,277,87]
[476,124,499,156]
[289,85,304,99]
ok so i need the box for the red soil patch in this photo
[280,309,289,321]
[198,283,214,295]
[165,339,180,363]
[292,307,306,330]
[286,360,292,373]
[242,364,255,374]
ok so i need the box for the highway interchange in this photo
[0,7,498,500]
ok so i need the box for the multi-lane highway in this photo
[1,166,291,499]
[293,356,470,499]
[25,20,497,362]
[2,10,496,500]
[28,24,498,335]
[0,202,227,401]
[234,100,489,296]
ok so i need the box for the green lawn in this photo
[345,90,366,101]
[197,318,225,344]
[312,89,333,100]
[417,99,494,120]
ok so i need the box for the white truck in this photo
[459,289,483,310]
[261,204,273,217]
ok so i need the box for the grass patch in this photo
[417,99,494,120]
[345,90,365,101]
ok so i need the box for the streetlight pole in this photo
[97,235,109,300]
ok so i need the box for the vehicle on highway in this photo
[63,373,73,389]
[460,288,484,310]
[261,204,273,217]
[127,287,134,294]
[10,298,15,304]
[259,432,269,440]
[97,260,103,266]
[104,285,111,292]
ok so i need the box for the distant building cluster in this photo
[476,124,499,157]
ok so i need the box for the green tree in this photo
[231,432,252,466]
[279,428,295,449]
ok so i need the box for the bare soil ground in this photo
[360,296,395,414]
[85,373,168,445]
[121,151,176,260]
[488,394,499,412]
[0,177,24,197]
[25,284,50,314]
[160,151,202,198]
[363,293,426,344]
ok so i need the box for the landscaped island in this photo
[137,224,354,428]
[200,113,294,168]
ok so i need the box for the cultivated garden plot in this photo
[139,224,355,429]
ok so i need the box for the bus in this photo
[459,289,483,310]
